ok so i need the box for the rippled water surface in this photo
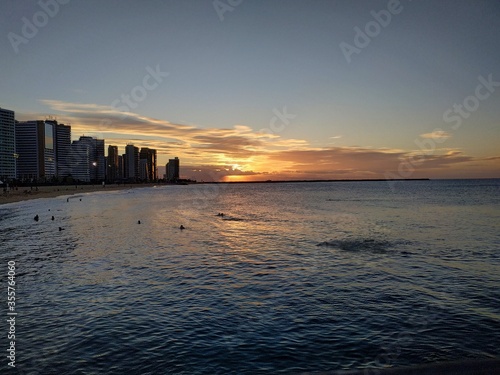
[1,179,499,374]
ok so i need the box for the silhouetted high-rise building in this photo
[16,120,56,181]
[95,139,105,181]
[125,144,139,181]
[122,153,127,180]
[107,145,119,182]
[70,140,90,182]
[45,120,71,180]
[139,158,148,181]
[71,136,105,182]
[118,155,123,180]
[166,157,179,182]
[0,107,16,180]
[139,147,157,182]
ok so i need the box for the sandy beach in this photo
[0,183,160,205]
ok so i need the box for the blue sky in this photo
[1,0,499,180]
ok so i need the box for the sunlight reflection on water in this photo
[0,179,499,374]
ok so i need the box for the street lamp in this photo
[92,161,97,184]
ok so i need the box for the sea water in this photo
[0,179,499,374]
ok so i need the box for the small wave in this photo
[317,238,393,253]
[222,217,245,222]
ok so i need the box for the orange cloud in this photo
[13,100,499,181]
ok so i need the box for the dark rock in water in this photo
[34,215,39,221]
[317,238,392,253]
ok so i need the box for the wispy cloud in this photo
[13,99,499,181]
[420,130,452,140]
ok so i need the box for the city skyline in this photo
[1,1,499,181]
[0,108,170,183]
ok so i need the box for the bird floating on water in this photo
[180,225,185,230]
[34,215,39,221]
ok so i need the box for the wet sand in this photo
[0,183,159,205]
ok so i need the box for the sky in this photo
[1,0,499,181]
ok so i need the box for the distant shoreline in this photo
[200,178,431,184]
[199,177,499,184]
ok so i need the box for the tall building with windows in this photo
[95,139,105,181]
[125,144,139,182]
[44,122,56,178]
[0,107,16,180]
[139,158,148,181]
[139,147,157,182]
[15,121,41,181]
[15,120,56,181]
[166,157,180,182]
[70,136,105,182]
[107,145,119,183]
[118,155,123,181]
[122,153,127,180]
[45,120,72,180]
[70,140,90,182]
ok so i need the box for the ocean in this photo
[1,179,499,374]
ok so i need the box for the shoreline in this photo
[0,183,160,205]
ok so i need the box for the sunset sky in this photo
[1,0,499,181]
